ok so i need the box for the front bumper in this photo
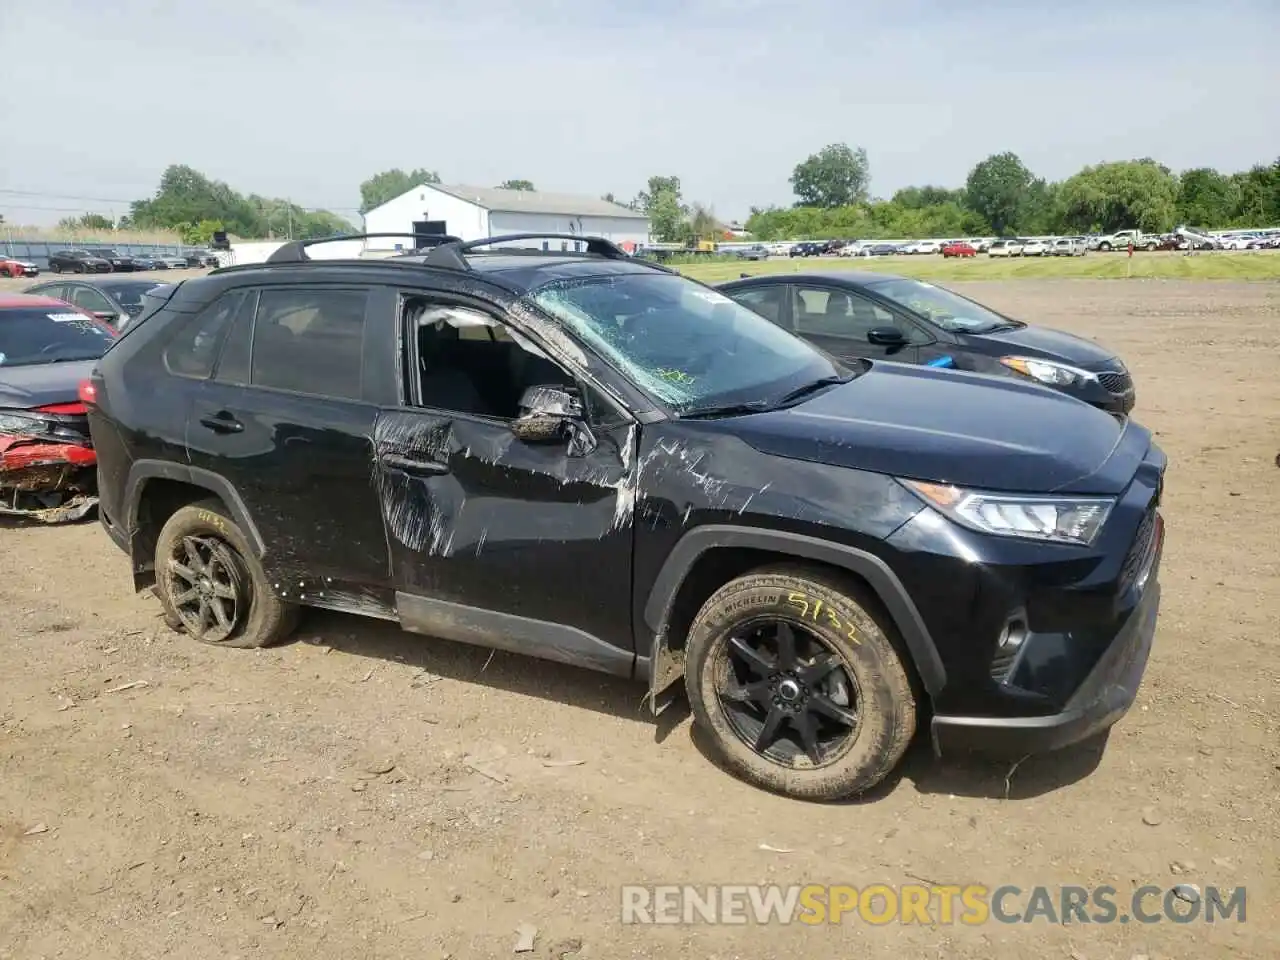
[0,437,98,523]
[931,521,1162,758]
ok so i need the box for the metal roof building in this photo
[363,182,651,252]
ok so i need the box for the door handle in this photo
[199,412,244,434]
[379,452,448,476]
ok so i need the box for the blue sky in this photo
[1,0,1277,225]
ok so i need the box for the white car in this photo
[1049,238,1084,257]
[987,239,1021,257]
[903,240,942,255]
[1020,239,1049,256]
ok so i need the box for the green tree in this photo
[358,168,441,214]
[57,213,115,231]
[892,185,963,209]
[636,176,688,242]
[1176,168,1237,227]
[497,179,535,191]
[130,165,260,236]
[1226,160,1280,226]
[790,144,870,208]
[1058,160,1179,233]
[964,152,1036,235]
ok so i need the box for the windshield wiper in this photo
[679,400,775,419]
[773,374,853,407]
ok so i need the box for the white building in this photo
[362,182,651,253]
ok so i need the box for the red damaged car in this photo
[0,293,116,522]
[941,241,977,258]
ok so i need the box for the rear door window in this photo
[249,289,368,400]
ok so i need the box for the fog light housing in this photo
[990,615,1028,684]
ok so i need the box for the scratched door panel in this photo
[373,409,639,663]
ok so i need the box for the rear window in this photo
[0,308,115,367]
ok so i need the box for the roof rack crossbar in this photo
[463,233,630,259]
[264,232,462,264]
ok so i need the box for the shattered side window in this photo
[408,298,574,420]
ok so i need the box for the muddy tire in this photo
[154,498,297,649]
[685,565,916,801]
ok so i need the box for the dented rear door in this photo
[373,408,640,676]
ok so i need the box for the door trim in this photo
[396,592,635,677]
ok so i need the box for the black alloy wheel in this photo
[164,534,248,643]
[716,617,860,768]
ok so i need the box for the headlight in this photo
[901,480,1114,546]
[0,412,44,434]
[999,355,1094,387]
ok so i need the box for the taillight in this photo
[77,379,99,406]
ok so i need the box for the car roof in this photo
[0,292,73,309]
[211,249,668,295]
[54,274,162,288]
[726,271,906,287]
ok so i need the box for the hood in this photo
[977,324,1119,369]
[730,361,1149,495]
[0,359,98,409]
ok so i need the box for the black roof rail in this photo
[422,232,634,271]
[264,232,462,264]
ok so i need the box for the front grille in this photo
[1097,371,1133,394]
[1119,508,1157,594]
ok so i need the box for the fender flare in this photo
[642,525,946,699]
[124,459,265,555]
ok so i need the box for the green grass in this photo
[678,250,1280,284]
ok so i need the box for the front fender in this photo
[639,524,947,713]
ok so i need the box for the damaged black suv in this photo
[85,233,1166,801]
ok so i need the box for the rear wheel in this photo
[51,263,61,274]
[154,499,298,648]
[685,566,917,801]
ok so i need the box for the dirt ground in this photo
[1,278,1277,959]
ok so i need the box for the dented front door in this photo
[373,409,640,676]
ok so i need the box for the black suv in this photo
[719,272,1136,416]
[84,233,1166,801]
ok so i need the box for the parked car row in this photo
[40,248,219,274]
[750,227,1280,260]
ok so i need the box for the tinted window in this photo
[27,283,68,302]
[792,285,895,339]
[530,273,840,413]
[250,289,366,400]
[864,278,1016,334]
[0,308,114,367]
[213,290,257,385]
[98,281,162,317]
[164,290,246,379]
[69,286,115,314]
[731,285,786,326]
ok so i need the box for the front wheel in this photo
[685,566,917,801]
[154,499,298,648]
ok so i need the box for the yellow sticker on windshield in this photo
[656,368,696,385]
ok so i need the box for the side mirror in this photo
[510,384,586,444]
[867,326,908,346]
[92,311,119,325]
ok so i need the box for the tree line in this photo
[738,145,1280,241]
[39,150,1280,247]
